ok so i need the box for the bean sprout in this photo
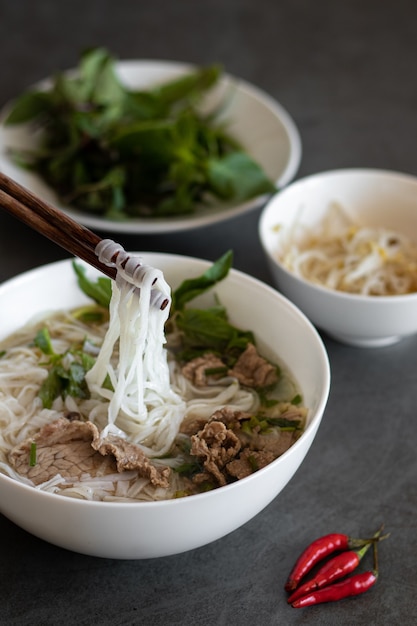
[279,203,417,295]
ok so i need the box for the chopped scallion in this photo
[29,441,37,467]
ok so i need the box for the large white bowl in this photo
[0,253,329,559]
[0,60,301,234]
[259,168,417,347]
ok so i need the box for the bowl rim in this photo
[0,253,330,509]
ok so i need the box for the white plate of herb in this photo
[0,48,301,233]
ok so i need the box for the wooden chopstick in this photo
[0,171,170,310]
[0,171,118,280]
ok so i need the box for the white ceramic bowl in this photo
[259,168,417,347]
[0,60,301,234]
[0,253,329,559]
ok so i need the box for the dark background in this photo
[1,1,417,624]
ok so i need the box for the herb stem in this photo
[29,442,37,467]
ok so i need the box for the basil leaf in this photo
[72,261,112,307]
[172,250,233,311]
[176,307,253,355]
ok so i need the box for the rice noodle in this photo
[279,203,417,295]
[86,241,186,455]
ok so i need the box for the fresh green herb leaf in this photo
[264,416,304,430]
[66,362,90,399]
[240,413,303,434]
[39,366,64,408]
[38,356,92,408]
[175,307,253,356]
[150,64,221,107]
[72,261,112,307]
[174,461,202,476]
[35,321,96,408]
[207,151,276,201]
[172,250,233,311]
[80,350,96,369]
[4,91,52,125]
[72,305,108,323]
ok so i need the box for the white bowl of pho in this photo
[0,250,330,559]
[259,168,417,347]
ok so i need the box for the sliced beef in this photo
[190,420,241,486]
[226,448,275,480]
[93,434,170,487]
[181,344,278,390]
[8,417,114,485]
[244,429,297,457]
[188,406,298,487]
[208,407,251,428]
[229,343,278,388]
[182,353,227,386]
[9,416,170,488]
[179,416,209,436]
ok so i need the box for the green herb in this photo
[0,350,6,358]
[72,305,108,323]
[171,250,233,311]
[264,416,304,430]
[4,47,276,219]
[39,355,92,408]
[260,397,279,408]
[72,261,112,307]
[29,442,37,467]
[34,325,95,408]
[39,366,65,408]
[241,413,303,434]
[175,307,253,358]
[291,393,303,405]
[34,327,56,356]
[247,454,259,472]
[169,250,255,362]
[174,460,202,476]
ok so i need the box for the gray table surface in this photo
[1,1,417,624]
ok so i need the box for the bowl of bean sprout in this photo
[259,168,417,347]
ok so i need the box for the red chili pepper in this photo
[287,525,386,603]
[287,543,370,603]
[284,528,382,592]
[291,569,378,608]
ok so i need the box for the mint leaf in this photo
[207,151,276,201]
